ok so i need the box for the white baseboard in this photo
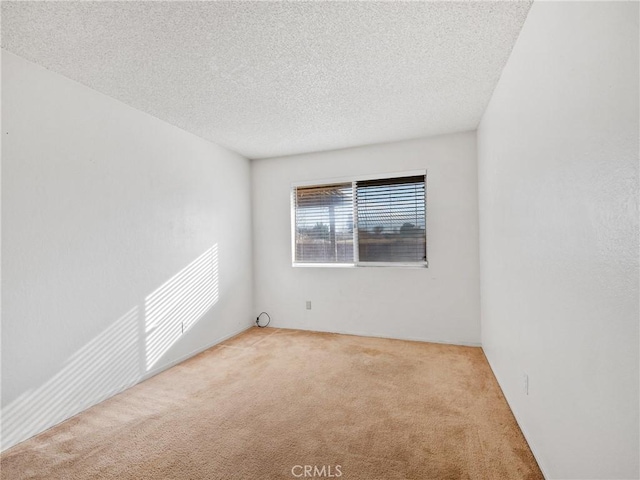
[483,351,550,480]
[271,324,482,347]
[142,323,254,381]
[1,323,254,453]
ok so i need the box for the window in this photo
[292,172,427,267]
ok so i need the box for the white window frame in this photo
[291,170,428,268]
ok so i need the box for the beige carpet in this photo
[1,328,543,479]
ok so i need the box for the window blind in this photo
[356,176,426,263]
[294,183,354,263]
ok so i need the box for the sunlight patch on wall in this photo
[1,306,140,450]
[144,244,219,370]
[1,245,220,451]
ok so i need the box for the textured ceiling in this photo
[2,1,532,159]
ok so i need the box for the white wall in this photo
[478,3,639,479]
[1,51,253,450]
[252,132,480,345]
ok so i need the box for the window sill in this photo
[292,262,428,269]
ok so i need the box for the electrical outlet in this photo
[523,373,529,395]
[306,301,312,310]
